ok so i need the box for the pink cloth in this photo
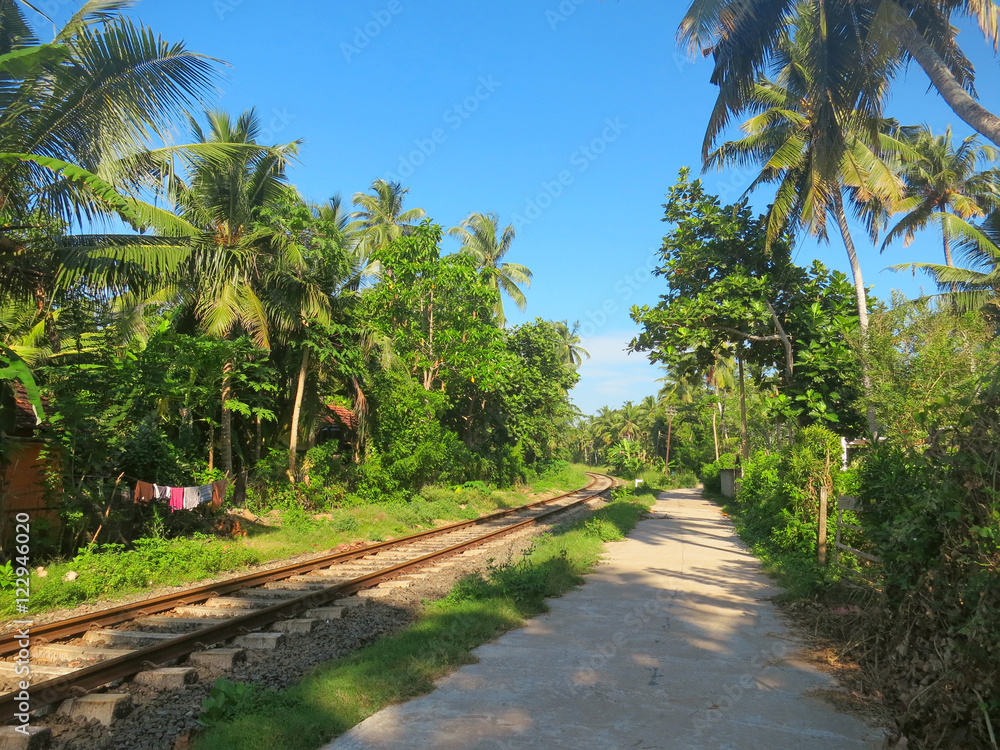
[169,487,184,512]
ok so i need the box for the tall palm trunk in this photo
[892,11,1000,148]
[288,346,310,478]
[220,360,234,477]
[832,191,878,436]
[941,209,959,295]
[737,357,749,463]
[711,408,720,461]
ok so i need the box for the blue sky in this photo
[36,1,1000,413]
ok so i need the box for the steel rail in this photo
[0,473,605,657]
[0,473,614,721]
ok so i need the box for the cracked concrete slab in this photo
[323,488,884,750]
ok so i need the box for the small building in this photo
[0,384,59,551]
[313,404,358,454]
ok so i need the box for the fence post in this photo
[818,485,828,565]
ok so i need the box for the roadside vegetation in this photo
[189,485,654,750]
[0,462,589,617]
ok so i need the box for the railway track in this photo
[0,472,616,724]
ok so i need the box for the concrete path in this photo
[324,488,884,750]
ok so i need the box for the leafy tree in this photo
[631,170,864,435]
[163,109,301,476]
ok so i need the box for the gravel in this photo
[35,486,614,750]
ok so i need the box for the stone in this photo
[269,619,318,634]
[134,667,198,689]
[58,693,131,726]
[61,571,78,583]
[232,632,285,651]
[188,648,245,670]
[333,597,368,607]
[305,607,344,621]
[82,630,176,649]
[355,588,391,598]
[0,726,51,750]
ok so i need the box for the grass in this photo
[0,464,591,619]
[191,487,655,750]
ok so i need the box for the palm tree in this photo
[448,212,532,326]
[276,194,369,479]
[705,6,906,434]
[883,127,1000,281]
[0,0,220,306]
[893,210,1000,310]
[679,0,1000,147]
[350,179,426,259]
[551,320,589,368]
[164,109,301,476]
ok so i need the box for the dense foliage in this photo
[0,4,582,559]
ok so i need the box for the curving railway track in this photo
[0,472,616,724]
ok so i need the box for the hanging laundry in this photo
[134,481,155,504]
[211,479,228,510]
[183,486,200,510]
[154,485,170,501]
[198,484,213,506]
[169,487,184,512]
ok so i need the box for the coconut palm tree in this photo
[893,210,1000,310]
[705,6,908,434]
[679,0,1000,147]
[448,212,532,326]
[551,320,589,368]
[350,179,426,259]
[883,126,1000,280]
[0,0,221,308]
[162,109,301,476]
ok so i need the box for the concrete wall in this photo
[720,468,738,499]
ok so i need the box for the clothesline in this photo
[133,479,227,512]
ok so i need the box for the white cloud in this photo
[570,331,661,415]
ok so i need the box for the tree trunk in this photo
[764,299,794,382]
[254,414,262,466]
[711,409,720,461]
[288,346,310,479]
[208,420,215,471]
[893,10,1000,148]
[941,211,959,294]
[738,356,749,464]
[832,191,878,436]
[220,360,234,477]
